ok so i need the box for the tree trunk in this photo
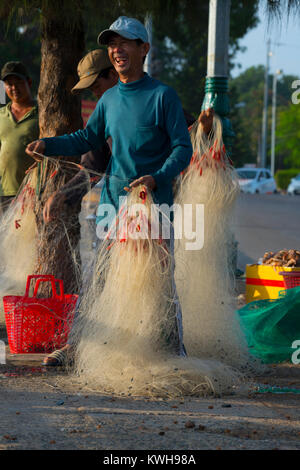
[34,6,85,294]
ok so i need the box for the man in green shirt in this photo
[0,61,39,210]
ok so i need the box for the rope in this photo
[36,161,41,197]
[31,151,146,185]
[255,385,300,394]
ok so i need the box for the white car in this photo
[236,168,277,194]
[287,174,300,195]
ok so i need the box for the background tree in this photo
[0,14,41,96]
[152,0,259,117]
[229,65,298,168]
[276,103,300,168]
[266,0,300,19]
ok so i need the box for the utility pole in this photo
[270,69,282,177]
[144,14,152,76]
[261,38,271,168]
[202,0,234,153]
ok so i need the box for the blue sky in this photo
[231,3,300,79]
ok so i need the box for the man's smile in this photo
[114,56,128,67]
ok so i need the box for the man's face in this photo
[4,75,31,104]
[107,35,149,77]
[89,70,118,99]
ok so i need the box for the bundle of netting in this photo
[72,185,245,398]
[174,114,258,374]
[0,171,37,308]
[0,156,92,317]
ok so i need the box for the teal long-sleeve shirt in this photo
[42,73,193,222]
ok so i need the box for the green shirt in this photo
[0,102,39,196]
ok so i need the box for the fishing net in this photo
[71,185,245,398]
[174,115,261,374]
[0,159,93,323]
[238,287,300,364]
[0,171,38,320]
[0,133,260,397]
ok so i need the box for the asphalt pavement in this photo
[234,193,300,271]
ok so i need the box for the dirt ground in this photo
[0,343,300,450]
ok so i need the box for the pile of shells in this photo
[262,249,300,267]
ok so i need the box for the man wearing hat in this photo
[27,16,194,221]
[43,49,118,223]
[0,61,38,210]
[26,17,212,365]
[71,48,118,98]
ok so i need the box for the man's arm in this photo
[26,100,106,160]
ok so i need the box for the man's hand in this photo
[43,191,66,224]
[198,108,214,135]
[26,140,46,161]
[128,175,156,191]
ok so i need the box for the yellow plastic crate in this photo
[245,264,300,303]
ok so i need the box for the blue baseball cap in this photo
[98,16,149,45]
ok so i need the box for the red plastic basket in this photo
[3,275,78,354]
[279,271,300,290]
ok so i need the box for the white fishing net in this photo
[71,185,246,398]
[0,171,37,322]
[174,115,261,375]
[0,124,262,396]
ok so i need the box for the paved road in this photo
[234,193,300,270]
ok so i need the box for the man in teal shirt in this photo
[26,16,193,228]
[26,16,194,362]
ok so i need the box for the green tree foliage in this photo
[0,13,41,96]
[230,66,265,167]
[266,0,300,20]
[152,0,259,117]
[229,65,298,168]
[276,102,300,168]
[275,168,300,190]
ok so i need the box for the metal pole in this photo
[261,39,271,168]
[144,14,152,76]
[271,70,281,177]
[204,0,236,273]
[207,0,230,77]
[202,0,234,153]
